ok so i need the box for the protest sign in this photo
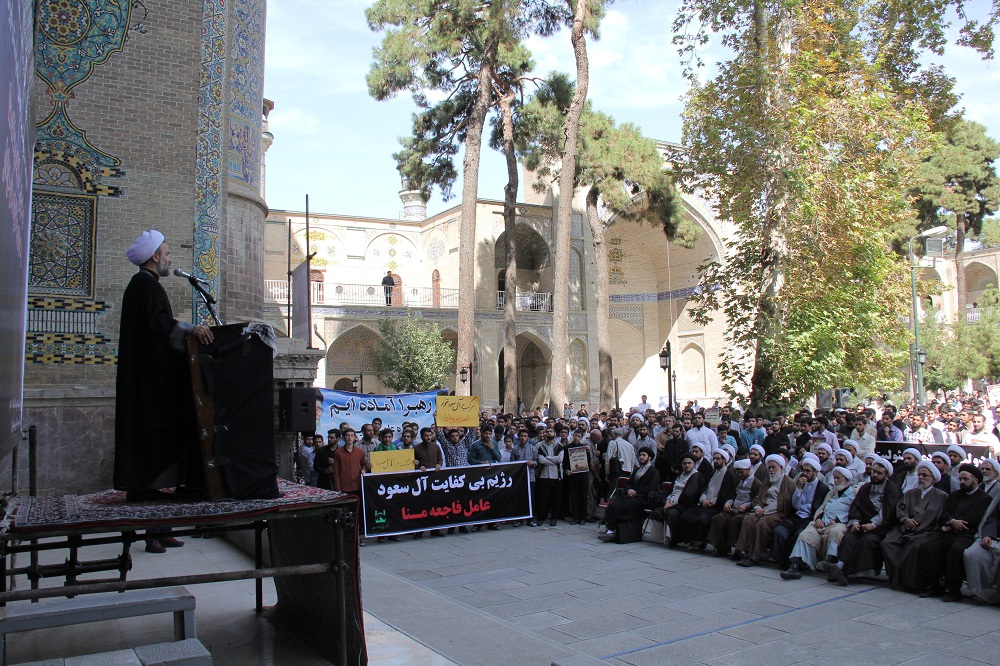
[369,449,415,474]
[704,407,721,426]
[361,462,532,536]
[987,384,1000,407]
[435,395,480,427]
[567,447,589,474]
[316,388,441,436]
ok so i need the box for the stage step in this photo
[1,587,197,666]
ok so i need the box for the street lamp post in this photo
[909,225,948,407]
[672,371,678,413]
[659,342,673,415]
[352,376,362,393]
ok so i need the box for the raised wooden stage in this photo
[0,479,367,665]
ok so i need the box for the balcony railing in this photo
[966,307,995,323]
[264,280,458,308]
[496,290,553,312]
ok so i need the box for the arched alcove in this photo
[680,342,707,400]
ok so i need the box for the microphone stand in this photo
[188,276,224,326]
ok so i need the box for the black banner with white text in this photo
[360,462,533,536]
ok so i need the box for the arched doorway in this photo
[517,333,550,411]
[333,377,355,391]
[964,261,998,309]
[495,224,552,310]
[326,326,382,393]
[497,269,506,310]
[390,272,403,306]
[310,269,324,303]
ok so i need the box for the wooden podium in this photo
[187,323,279,500]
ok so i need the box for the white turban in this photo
[863,452,879,462]
[873,457,893,477]
[126,230,164,266]
[903,447,922,460]
[917,459,941,482]
[691,442,712,457]
[946,445,967,460]
[718,447,733,463]
[981,458,1000,476]
[817,443,833,457]
[835,450,854,465]
[765,454,786,469]
[733,458,751,470]
[931,451,950,467]
[800,454,822,472]
[842,439,859,453]
[750,444,766,458]
[722,443,736,458]
[832,467,855,483]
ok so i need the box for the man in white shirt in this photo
[850,418,876,456]
[687,412,720,455]
[967,413,1000,455]
[636,395,652,412]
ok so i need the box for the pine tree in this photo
[914,119,1000,312]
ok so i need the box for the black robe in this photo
[838,479,902,575]
[114,269,202,491]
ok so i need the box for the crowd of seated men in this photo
[598,397,1000,604]
[298,391,1000,603]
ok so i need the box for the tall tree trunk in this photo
[551,0,590,413]
[500,90,519,414]
[956,214,967,315]
[748,1,792,410]
[456,60,494,397]
[586,186,614,411]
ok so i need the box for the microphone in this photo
[173,268,209,285]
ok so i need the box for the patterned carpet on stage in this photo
[10,479,351,533]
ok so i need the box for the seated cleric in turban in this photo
[114,230,213,503]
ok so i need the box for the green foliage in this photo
[913,119,1000,239]
[923,289,1000,391]
[519,76,694,243]
[678,0,943,409]
[979,217,1000,248]
[373,315,456,393]
[368,0,567,200]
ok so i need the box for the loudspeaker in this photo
[191,323,279,500]
[278,387,318,433]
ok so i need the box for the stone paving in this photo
[360,521,1000,666]
[6,519,999,665]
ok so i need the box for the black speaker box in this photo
[198,323,279,499]
[278,387,318,433]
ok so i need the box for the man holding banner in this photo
[332,427,367,545]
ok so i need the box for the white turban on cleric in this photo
[126,230,165,266]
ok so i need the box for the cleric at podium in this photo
[114,230,213,502]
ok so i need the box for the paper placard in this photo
[704,407,721,426]
[369,449,416,474]
[436,395,480,427]
[567,446,590,474]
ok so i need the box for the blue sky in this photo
[262,0,1000,219]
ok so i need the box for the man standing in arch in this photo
[114,230,213,505]
[381,270,394,306]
